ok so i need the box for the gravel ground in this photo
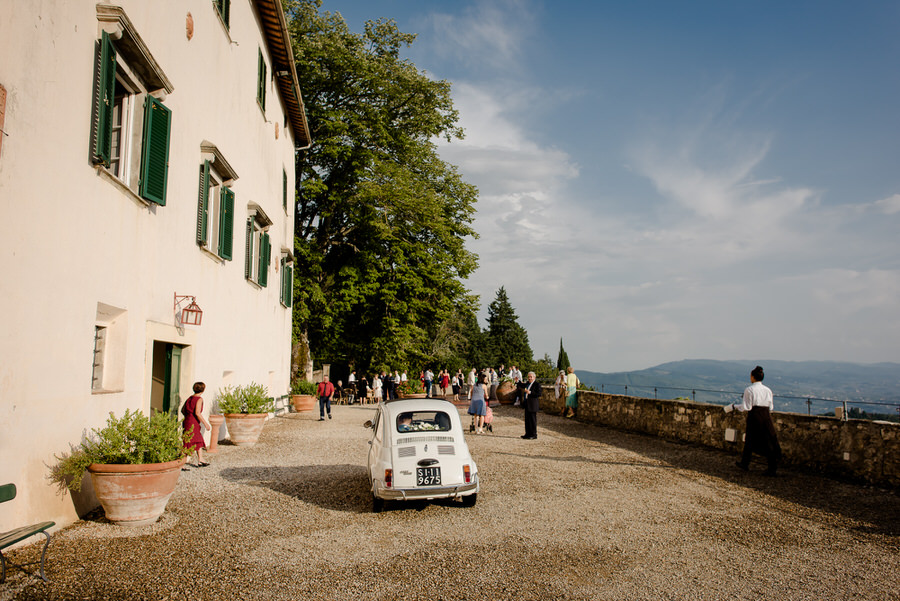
[3,403,898,601]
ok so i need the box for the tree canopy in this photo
[486,287,533,369]
[285,0,479,375]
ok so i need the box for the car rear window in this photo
[396,411,451,432]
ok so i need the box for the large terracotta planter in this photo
[223,413,267,446]
[208,414,225,453]
[88,457,185,527]
[497,381,518,404]
[291,394,317,412]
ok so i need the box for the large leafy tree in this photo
[486,287,533,368]
[284,0,479,376]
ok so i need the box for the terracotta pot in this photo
[291,394,317,412]
[223,413,267,446]
[88,457,185,527]
[497,381,518,404]
[399,393,427,399]
[208,414,225,453]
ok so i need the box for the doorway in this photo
[150,341,183,414]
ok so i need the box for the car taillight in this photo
[463,465,471,484]
[385,469,393,488]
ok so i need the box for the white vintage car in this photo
[364,398,479,512]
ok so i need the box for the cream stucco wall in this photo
[0,1,300,533]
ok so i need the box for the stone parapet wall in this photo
[541,389,900,489]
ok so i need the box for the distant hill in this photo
[577,360,900,418]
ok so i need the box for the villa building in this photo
[0,0,309,529]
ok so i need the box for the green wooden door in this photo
[162,345,182,414]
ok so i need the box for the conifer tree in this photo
[486,287,533,368]
[557,338,571,372]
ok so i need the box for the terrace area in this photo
[2,404,898,600]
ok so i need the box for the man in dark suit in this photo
[521,371,541,439]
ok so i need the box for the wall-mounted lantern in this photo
[174,293,203,326]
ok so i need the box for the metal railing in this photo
[583,382,900,421]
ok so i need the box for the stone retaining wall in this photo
[541,389,900,489]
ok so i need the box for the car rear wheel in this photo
[461,492,477,507]
[372,494,385,513]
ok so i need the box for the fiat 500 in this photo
[364,398,479,512]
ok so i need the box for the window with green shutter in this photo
[245,213,272,287]
[89,9,174,204]
[214,0,231,29]
[283,168,288,211]
[197,161,211,244]
[218,187,235,260]
[280,258,293,307]
[139,95,172,205]
[257,49,267,111]
[91,31,117,167]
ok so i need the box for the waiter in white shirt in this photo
[728,365,781,476]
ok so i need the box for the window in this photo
[196,144,239,260]
[91,9,174,205]
[92,302,127,393]
[396,411,452,433]
[257,48,267,111]
[245,206,272,287]
[280,256,293,307]
[91,326,107,391]
[214,0,230,29]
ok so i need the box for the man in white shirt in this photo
[729,365,781,476]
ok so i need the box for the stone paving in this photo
[2,403,898,600]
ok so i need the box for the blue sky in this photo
[320,0,900,372]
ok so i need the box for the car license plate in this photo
[416,467,441,486]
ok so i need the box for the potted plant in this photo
[50,410,188,527]
[291,379,318,412]
[216,383,274,446]
[398,379,425,399]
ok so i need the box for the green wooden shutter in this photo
[245,219,253,280]
[139,95,171,205]
[216,0,231,28]
[257,49,266,110]
[92,31,117,166]
[283,168,288,211]
[282,260,293,307]
[197,161,210,245]
[218,187,235,260]
[258,232,271,287]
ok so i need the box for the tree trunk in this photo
[292,327,313,382]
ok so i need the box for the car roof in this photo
[380,398,457,415]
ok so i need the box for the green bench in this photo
[1,483,55,582]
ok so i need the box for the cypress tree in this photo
[556,338,571,372]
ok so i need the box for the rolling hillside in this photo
[576,360,900,418]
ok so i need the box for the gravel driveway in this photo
[4,403,898,600]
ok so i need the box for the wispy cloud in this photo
[418,0,536,72]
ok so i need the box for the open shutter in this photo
[283,168,288,211]
[196,161,210,245]
[257,50,267,110]
[258,232,271,287]
[245,219,253,280]
[218,187,235,260]
[215,0,231,28]
[139,95,171,205]
[91,31,117,166]
[282,260,293,307]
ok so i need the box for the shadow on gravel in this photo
[219,465,371,513]
[515,407,900,538]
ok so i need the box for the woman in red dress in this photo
[182,381,211,468]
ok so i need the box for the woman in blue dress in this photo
[467,373,489,434]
